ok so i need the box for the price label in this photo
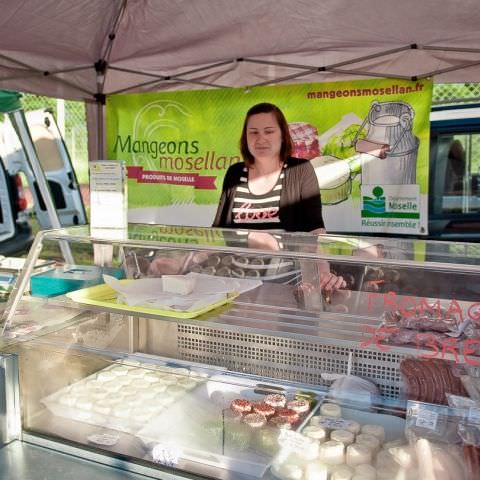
[317,416,352,430]
[416,408,439,430]
[152,443,181,467]
[278,429,312,453]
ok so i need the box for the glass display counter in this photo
[0,224,479,479]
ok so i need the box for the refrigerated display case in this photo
[0,224,479,479]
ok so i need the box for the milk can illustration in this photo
[353,101,419,185]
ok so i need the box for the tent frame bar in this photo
[0,53,93,96]
[1,42,479,100]
[422,45,480,54]
[107,60,235,95]
[329,68,412,80]
[245,46,417,86]
[109,59,236,81]
[417,58,480,79]
[100,0,127,62]
[243,44,414,71]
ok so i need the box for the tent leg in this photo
[97,100,104,160]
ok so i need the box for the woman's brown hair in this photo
[239,102,293,167]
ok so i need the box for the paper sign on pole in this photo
[89,160,127,230]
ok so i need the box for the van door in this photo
[1,109,87,229]
[24,109,87,228]
[429,111,480,241]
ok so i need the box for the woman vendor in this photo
[213,102,345,293]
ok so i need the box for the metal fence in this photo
[433,83,480,104]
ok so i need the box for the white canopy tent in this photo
[1,0,480,160]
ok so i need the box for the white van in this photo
[0,108,86,232]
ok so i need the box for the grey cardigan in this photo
[212,157,325,232]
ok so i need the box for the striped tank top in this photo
[232,162,286,230]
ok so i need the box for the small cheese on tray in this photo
[162,275,195,295]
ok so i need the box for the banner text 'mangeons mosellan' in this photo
[114,135,240,170]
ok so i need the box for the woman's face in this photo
[246,112,282,161]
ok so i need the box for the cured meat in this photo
[383,328,446,348]
[400,358,467,404]
[289,122,320,160]
[383,304,458,333]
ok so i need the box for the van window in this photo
[431,133,480,215]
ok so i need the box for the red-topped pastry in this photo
[224,408,243,422]
[275,407,300,424]
[264,393,286,408]
[286,399,310,414]
[268,416,292,430]
[243,413,267,428]
[253,402,276,418]
[230,398,252,414]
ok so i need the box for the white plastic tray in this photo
[137,375,322,477]
[41,361,209,435]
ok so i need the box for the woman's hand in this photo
[317,260,346,293]
[319,271,347,293]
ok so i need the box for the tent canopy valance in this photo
[1,0,480,159]
[0,0,480,103]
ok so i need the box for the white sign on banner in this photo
[360,184,425,235]
[89,160,127,229]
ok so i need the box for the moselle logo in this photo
[362,186,386,215]
[362,186,419,219]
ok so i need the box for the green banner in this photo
[106,78,432,234]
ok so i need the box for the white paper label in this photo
[278,429,311,453]
[416,408,439,430]
[90,160,127,229]
[318,416,352,430]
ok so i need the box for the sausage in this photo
[425,360,438,402]
[400,359,422,400]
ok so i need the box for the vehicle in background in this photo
[428,104,480,241]
[0,156,32,255]
[0,108,87,230]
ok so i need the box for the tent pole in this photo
[97,100,104,160]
